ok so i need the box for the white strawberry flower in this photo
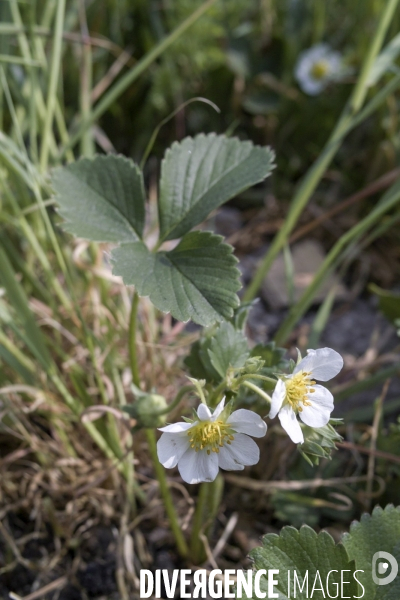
[157,398,267,484]
[269,348,343,444]
[295,43,342,95]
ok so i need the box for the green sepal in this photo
[299,420,343,465]
[123,393,168,429]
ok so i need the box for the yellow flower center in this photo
[188,420,234,454]
[310,60,330,80]
[285,371,315,412]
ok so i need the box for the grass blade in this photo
[39,0,66,171]
[59,0,218,156]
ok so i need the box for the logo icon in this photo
[372,552,398,586]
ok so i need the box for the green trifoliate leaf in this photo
[158,133,275,241]
[240,525,358,599]
[112,231,241,326]
[342,505,400,599]
[52,154,145,242]
[207,321,250,379]
[185,320,249,382]
[184,340,211,381]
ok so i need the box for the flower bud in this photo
[124,394,168,429]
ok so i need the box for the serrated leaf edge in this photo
[159,133,275,241]
[52,153,145,242]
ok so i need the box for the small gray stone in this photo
[260,239,347,309]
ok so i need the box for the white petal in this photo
[177,448,219,484]
[210,397,225,421]
[218,446,244,471]
[227,409,267,438]
[221,433,260,466]
[197,404,212,421]
[269,379,286,419]
[301,78,325,95]
[278,405,304,444]
[310,384,334,409]
[309,43,331,58]
[300,384,333,428]
[157,433,190,468]
[327,54,341,75]
[158,422,193,433]
[294,347,343,381]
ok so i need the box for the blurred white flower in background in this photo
[269,347,343,444]
[295,43,342,95]
[157,398,267,484]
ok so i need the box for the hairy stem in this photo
[156,385,194,416]
[146,429,189,558]
[128,291,141,388]
[238,374,277,386]
[129,294,188,556]
[242,381,272,405]
[190,475,224,564]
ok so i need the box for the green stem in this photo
[0,329,35,373]
[190,475,224,564]
[8,0,61,159]
[78,0,94,157]
[188,377,207,405]
[146,429,188,558]
[39,0,66,172]
[112,366,137,511]
[156,385,194,416]
[140,97,220,170]
[129,291,141,388]
[312,0,325,44]
[128,295,187,554]
[3,180,70,312]
[208,379,227,407]
[349,0,399,114]
[58,0,218,157]
[0,55,41,66]
[190,482,209,564]
[238,374,277,386]
[243,0,400,302]
[28,0,38,163]
[242,380,272,405]
[31,181,72,308]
